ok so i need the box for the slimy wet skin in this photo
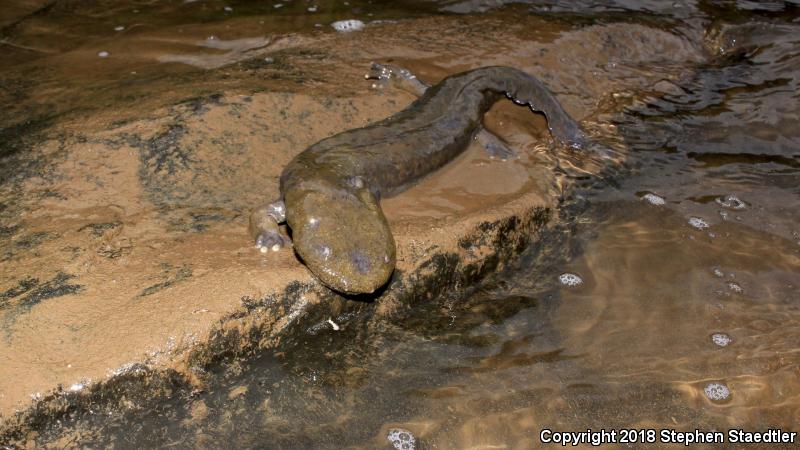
[251,65,586,295]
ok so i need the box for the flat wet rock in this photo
[0,4,709,441]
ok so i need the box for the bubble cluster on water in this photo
[387,428,416,450]
[712,267,724,277]
[704,383,731,402]
[641,193,666,205]
[688,217,709,229]
[711,333,732,347]
[332,19,365,32]
[727,282,743,293]
[559,273,583,286]
[716,194,747,210]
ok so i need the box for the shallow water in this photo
[2,0,800,448]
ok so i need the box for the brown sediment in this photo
[0,7,707,440]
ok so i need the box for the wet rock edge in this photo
[0,206,550,444]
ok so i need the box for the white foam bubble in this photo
[642,193,665,206]
[711,333,732,347]
[332,19,365,32]
[98,51,110,58]
[716,194,747,210]
[224,6,233,11]
[387,428,416,450]
[688,217,709,229]
[559,273,583,286]
[704,382,730,401]
[326,318,340,331]
[308,6,318,12]
[114,25,125,31]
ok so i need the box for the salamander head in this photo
[286,180,396,295]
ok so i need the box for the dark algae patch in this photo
[137,264,193,298]
[1,272,83,339]
[185,209,238,232]
[13,272,83,309]
[0,117,53,160]
[0,116,56,184]
[77,221,121,238]
[1,231,58,261]
[140,125,194,176]
[0,277,40,309]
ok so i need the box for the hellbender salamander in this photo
[250,65,586,295]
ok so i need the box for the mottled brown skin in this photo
[251,66,586,295]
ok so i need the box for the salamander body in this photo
[250,66,586,294]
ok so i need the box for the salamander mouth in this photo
[305,247,394,295]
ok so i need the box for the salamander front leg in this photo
[366,62,428,96]
[249,200,289,252]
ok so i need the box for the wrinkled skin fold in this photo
[251,65,586,295]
